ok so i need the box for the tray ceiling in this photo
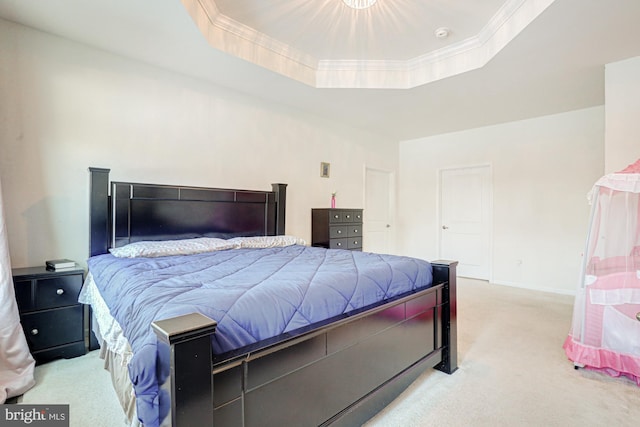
[184,0,554,88]
[1,0,640,140]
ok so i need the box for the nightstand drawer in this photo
[21,305,84,351]
[35,274,83,310]
[12,266,86,364]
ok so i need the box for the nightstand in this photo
[311,208,363,250]
[12,266,86,364]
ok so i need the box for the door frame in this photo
[438,164,493,281]
[363,166,395,254]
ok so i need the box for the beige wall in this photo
[605,56,640,173]
[397,107,604,294]
[0,19,397,268]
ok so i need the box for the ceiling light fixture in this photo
[343,0,377,10]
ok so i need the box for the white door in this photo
[440,166,491,279]
[364,168,393,254]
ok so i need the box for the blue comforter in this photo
[88,245,433,427]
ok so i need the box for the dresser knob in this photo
[31,329,39,336]
[337,230,342,234]
[345,215,351,219]
[337,242,342,247]
[56,288,65,295]
[353,229,359,233]
[353,241,359,245]
[334,215,339,219]
[637,312,640,322]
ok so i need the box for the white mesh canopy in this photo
[564,159,640,384]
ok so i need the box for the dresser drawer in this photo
[330,238,349,250]
[348,238,362,250]
[35,274,83,310]
[347,224,362,237]
[342,211,356,222]
[21,305,84,351]
[329,211,345,223]
[330,226,348,239]
[328,210,361,223]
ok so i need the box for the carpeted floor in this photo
[17,346,126,426]
[16,279,640,426]
[366,279,640,427]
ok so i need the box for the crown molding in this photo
[181,0,556,89]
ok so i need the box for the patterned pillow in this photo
[228,235,307,249]
[109,237,236,258]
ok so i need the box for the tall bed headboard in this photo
[89,168,287,257]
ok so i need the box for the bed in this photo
[84,167,458,427]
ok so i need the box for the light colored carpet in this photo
[18,347,127,426]
[17,279,640,426]
[366,279,640,427]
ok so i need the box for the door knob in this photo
[442,225,449,230]
[386,224,391,228]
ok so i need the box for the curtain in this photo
[0,177,35,402]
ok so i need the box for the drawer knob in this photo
[337,230,342,234]
[337,242,342,247]
[334,214,339,219]
[353,241,359,245]
[345,215,351,219]
[56,288,65,295]
[353,229,359,233]
[31,328,39,336]
[637,312,640,322]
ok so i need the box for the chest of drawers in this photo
[12,266,86,364]
[311,208,363,251]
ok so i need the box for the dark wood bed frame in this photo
[88,167,458,427]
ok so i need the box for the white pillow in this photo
[109,237,236,258]
[228,235,307,249]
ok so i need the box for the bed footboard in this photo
[432,260,458,374]
[152,313,217,427]
[152,261,457,427]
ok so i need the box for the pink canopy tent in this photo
[564,159,640,385]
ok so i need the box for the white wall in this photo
[605,56,640,173]
[398,107,604,294]
[0,19,397,268]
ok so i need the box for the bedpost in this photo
[152,313,217,427]
[272,183,287,235]
[431,260,458,374]
[89,167,111,257]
